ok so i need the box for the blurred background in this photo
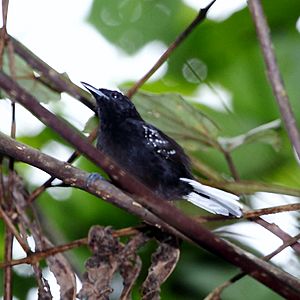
[0,0,300,299]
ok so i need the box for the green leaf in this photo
[218,119,281,152]
[133,91,219,151]
[2,50,61,103]
[88,0,194,54]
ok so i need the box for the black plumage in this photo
[82,82,242,217]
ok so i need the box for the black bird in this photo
[82,82,242,217]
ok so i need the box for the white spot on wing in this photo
[142,125,176,159]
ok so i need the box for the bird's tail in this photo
[180,178,243,217]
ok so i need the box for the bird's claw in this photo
[86,173,105,189]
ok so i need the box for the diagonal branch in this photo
[206,231,300,299]
[248,0,300,160]
[0,126,300,298]
[0,226,140,269]
[126,0,217,98]
[10,36,96,111]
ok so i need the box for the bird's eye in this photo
[111,92,119,99]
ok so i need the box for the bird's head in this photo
[81,82,141,122]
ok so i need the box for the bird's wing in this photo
[133,121,191,167]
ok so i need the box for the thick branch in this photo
[248,0,300,159]
[0,132,300,298]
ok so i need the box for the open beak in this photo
[81,82,109,99]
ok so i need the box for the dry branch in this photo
[0,128,300,298]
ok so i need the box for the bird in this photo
[81,82,243,217]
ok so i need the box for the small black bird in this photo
[82,82,242,217]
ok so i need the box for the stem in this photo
[3,229,13,300]
[222,150,240,181]
[0,226,142,268]
[248,0,300,160]
[206,232,300,299]
[126,0,217,98]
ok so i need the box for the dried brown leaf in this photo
[119,233,149,300]
[141,235,180,300]
[77,226,122,300]
[78,226,149,300]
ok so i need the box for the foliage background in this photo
[0,0,300,299]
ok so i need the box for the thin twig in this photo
[0,0,9,68]
[1,1,15,297]
[0,226,142,268]
[7,32,17,300]
[264,232,300,260]
[0,206,31,253]
[221,150,240,181]
[8,37,16,143]
[245,204,300,218]
[248,0,300,160]
[2,0,9,26]
[253,217,300,254]
[199,203,300,222]
[205,231,300,299]
[201,179,300,197]
[3,228,13,300]
[126,0,217,98]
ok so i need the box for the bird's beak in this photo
[81,82,109,100]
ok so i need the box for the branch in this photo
[0,226,141,269]
[264,232,300,261]
[0,71,172,205]
[1,1,16,297]
[221,150,240,181]
[10,35,96,111]
[0,131,185,240]
[126,0,217,98]
[206,232,300,299]
[0,206,31,253]
[0,132,300,298]
[200,207,300,254]
[248,0,300,160]
[204,179,300,197]
[245,204,300,218]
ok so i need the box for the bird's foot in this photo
[86,173,106,189]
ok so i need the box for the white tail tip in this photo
[180,178,243,217]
